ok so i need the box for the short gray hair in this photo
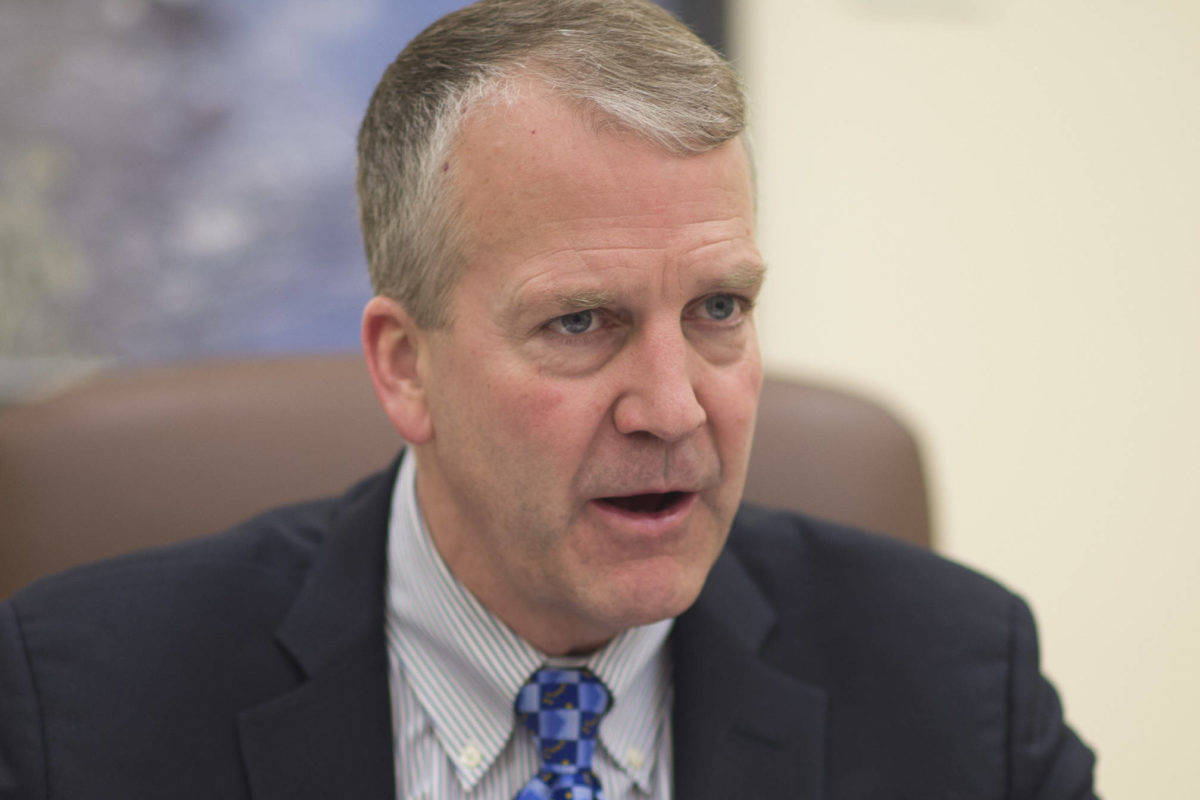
[356,0,747,328]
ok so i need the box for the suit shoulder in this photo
[728,503,1016,629]
[722,506,1097,796]
[6,463,391,643]
[13,497,331,610]
[3,473,384,654]
[0,486,372,798]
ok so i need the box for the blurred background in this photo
[0,0,723,398]
[735,3,1198,797]
[2,0,1197,795]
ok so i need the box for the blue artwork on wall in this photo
[0,0,713,375]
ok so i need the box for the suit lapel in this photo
[237,456,401,800]
[232,455,827,799]
[672,539,827,800]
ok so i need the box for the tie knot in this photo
[515,667,611,777]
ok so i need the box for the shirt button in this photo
[626,747,645,770]
[459,743,483,769]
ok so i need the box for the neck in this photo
[410,448,616,656]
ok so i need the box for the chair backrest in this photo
[0,355,931,598]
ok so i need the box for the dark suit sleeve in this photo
[1008,595,1099,800]
[0,601,45,800]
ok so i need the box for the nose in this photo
[612,323,707,442]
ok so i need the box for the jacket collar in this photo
[234,455,827,800]
[671,511,828,800]
[237,455,402,800]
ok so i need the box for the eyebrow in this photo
[550,288,617,310]
[512,261,767,320]
[706,261,767,293]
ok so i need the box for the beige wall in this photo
[732,0,1199,795]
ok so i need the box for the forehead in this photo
[451,83,748,250]
[448,81,757,299]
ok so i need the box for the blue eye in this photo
[550,310,596,335]
[703,294,739,321]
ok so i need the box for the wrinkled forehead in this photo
[447,80,754,250]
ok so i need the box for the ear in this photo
[362,295,434,444]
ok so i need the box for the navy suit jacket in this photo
[0,457,1096,799]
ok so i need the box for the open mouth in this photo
[596,491,691,515]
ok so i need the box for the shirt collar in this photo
[385,450,672,792]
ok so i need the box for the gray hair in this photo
[356,0,747,328]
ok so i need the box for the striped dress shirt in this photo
[384,452,675,799]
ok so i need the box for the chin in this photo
[596,557,712,630]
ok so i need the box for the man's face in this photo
[412,84,763,654]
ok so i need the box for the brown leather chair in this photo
[0,355,931,598]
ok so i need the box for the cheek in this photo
[709,353,763,422]
[740,358,765,424]
[513,382,565,425]
[498,378,610,452]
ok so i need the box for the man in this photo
[0,1,1097,798]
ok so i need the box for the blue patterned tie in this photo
[513,667,612,800]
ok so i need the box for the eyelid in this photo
[537,292,751,337]
[687,292,754,320]
[544,307,609,337]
